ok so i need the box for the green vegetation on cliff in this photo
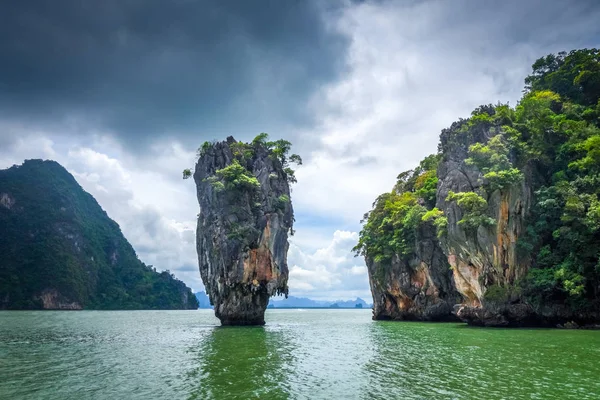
[183,133,302,185]
[357,48,600,314]
[193,135,297,325]
[0,160,199,310]
[353,154,442,263]
[516,50,600,305]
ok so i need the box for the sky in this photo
[1,0,599,301]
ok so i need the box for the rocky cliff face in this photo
[37,289,83,310]
[361,115,594,326]
[360,49,600,327]
[436,116,600,327]
[355,153,461,321]
[194,137,293,325]
[436,120,535,326]
[368,222,460,321]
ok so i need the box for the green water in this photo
[0,310,599,399]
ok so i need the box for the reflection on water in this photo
[186,326,294,399]
[364,321,600,399]
[1,310,599,400]
[363,321,470,399]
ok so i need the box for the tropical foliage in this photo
[0,160,199,310]
[466,134,523,191]
[183,133,302,185]
[356,48,600,308]
[446,191,495,230]
[353,155,443,263]
[208,160,260,192]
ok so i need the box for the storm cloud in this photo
[0,0,348,148]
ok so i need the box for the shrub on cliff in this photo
[353,155,441,264]
[466,134,523,191]
[208,160,260,192]
[446,191,495,231]
[183,133,302,185]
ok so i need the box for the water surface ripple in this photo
[1,309,599,399]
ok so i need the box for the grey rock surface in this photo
[368,221,460,321]
[194,137,293,325]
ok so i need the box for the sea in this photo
[1,309,599,399]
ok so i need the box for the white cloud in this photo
[286,230,371,301]
[66,146,204,291]
[0,123,57,164]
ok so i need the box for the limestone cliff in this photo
[437,108,600,327]
[359,49,600,327]
[368,221,460,321]
[355,155,461,321]
[436,117,535,326]
[194,136,295,325]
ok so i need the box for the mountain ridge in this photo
[268,295,372,308]
[0,159,198,310]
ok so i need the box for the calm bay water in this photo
[1,309,599,399]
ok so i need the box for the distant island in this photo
[195,292,372,309]
[195,291,212,308]
[0,160,198,310]
[268,295,372,309]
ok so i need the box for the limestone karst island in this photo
[1,1,600,398]
[186,135,300,325]
[355,49,600,327]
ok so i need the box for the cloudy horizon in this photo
[1,0,599,301]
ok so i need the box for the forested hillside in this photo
[0,160,198,310]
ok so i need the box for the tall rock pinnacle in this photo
[191,135,299,325]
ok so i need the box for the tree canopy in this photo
[183,133,302,184]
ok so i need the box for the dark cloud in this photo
[0,0,349,148]
[0,130,17,149]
